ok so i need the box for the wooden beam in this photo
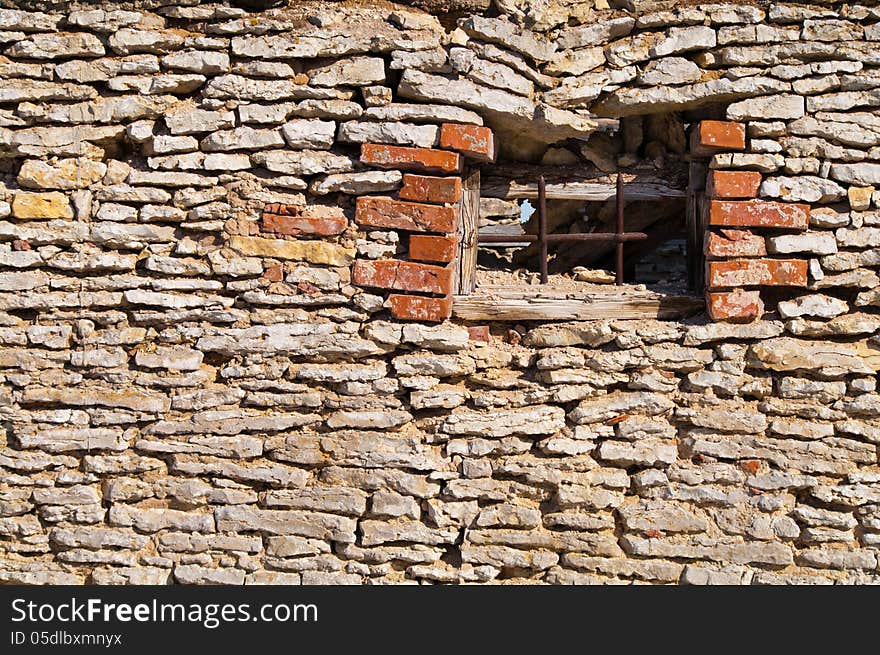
[686,159,709,293]
[479,221,526,248]
[480,180,687,202]
[454,166,479,294]
[452,288,704,321]
[480,222,525,237]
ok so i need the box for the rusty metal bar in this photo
[478,233,648,243]
[615,172,624,286]
[538,175,548,284]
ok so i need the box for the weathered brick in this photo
[263,203,299,216]
[439,123,497,162]
[353,259,453,295]
[361,144,461,174]
[691,120,746,156]
[262,264,283,282]
[706,170,761,199]
[389,294,453,322]
[262,213,347,237]
[708,200,810,230]
[705,229,766,258]
[707,290,764,323]
[409,234,458,263]
[468,326,490,342]
[356,197,458,233]
[399,174,462,204]
[707,258,808,288]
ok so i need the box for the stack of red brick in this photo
[695,120,811,323]
[351,122,496,322]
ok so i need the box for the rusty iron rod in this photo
[538,175,548,284]
[478,233,648,243]
[615,172,624,286]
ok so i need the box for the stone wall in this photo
[2,0,880,585]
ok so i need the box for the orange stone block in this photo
[399,174,462,204]
[691,120,746,156]
[356,196,458,233]
[352,259,453,295]
[439,123,497,162]
[360,144,461,174]
[708,200,810,230]
[388,294,453,322]
[706,170,762,199]
[707,258,808,288]
[409,234,458,263]
[705,229,766,258]
[707,289,764,323]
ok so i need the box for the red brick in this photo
[263,203,299,216]
[439,123,497,162]
[399,174,462,204]
[356,196,457,233]
[706,170,762,199]
[262,213,347,237]
[409,234,458,263]
[741,459,762,475]
[707,258,808,288]
[262,264,283,282]
[606,414,632,426]
[352,259,453,295]
[708,200,810,230]
[388,294,453,322]
[705,229,766,258]
[468,326,490,342]
[707,290,764,323]
[360,144,461,174]
[691,120,746,156]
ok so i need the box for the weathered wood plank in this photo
[452,290,704,321]
[480,163,688,202]
[686,159,708,293]
[481,181,687,202]
[454,166,479,294]
[479,221,526,247]
[480,223,525,237]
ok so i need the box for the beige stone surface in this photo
[0,0,878,589]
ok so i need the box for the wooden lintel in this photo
[452,290,704,321]
[480,181,687,202]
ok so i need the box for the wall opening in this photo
[450,111,709,321]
